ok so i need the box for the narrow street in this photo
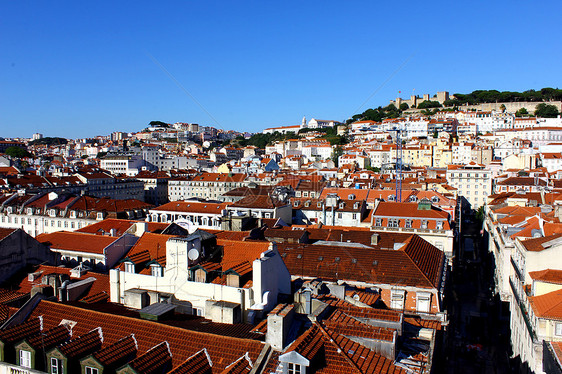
[438,213,512,373]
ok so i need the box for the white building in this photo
[446,162,492,209]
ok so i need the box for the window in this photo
[390,290,405,309]
[51,357,61,374]
[421,220,428,229]
[151,265,162,277]
[417,292,431,313]
[405,219,412,228]
[85,367,99,374]
[125,262,135,273]
[375,218,382,227]
[288,363,302,374]
[556,323,562,336]
[388,219,399,228]
[436,221,443,230]
[20,350,31,368]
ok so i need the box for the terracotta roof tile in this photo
[37,231,119,255]
[59,327,103,358]
[520,233,562,252]
[0,317,43,343]
[169,349,212,374]
[27,324,71,350]
[29,300,266,370]
[529,269,562,285]
[125,341,172,374]
[93,334,138,366]
[529,289,562,321]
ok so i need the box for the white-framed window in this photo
[51,357,61,374]
[85,367,99,374]
[151,265,162,277]
[125,262,135,273]
[417,292,431,313]
[388,219,399,228]
[556,323,562,336]
[192,307,203,316]
[288,363,302,374]
[405,219,412,228]
[390,289,405,310]
[375,218,382,227]
[421,220,428,229]
[20,350,31,368]
[436,221,443,230]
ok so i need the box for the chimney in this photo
[266,304,295,351]
[371,233,380,246]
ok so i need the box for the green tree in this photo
[5,146,31,158]
[534,103,560,118]
[475,205,485,224]
[417,100,442,109]
[331,146,343,167]
[149,121,169,128]
[499,104,506,113]
[399,103,409,110]
[515,107,529,117]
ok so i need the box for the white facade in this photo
[446,164,492,209]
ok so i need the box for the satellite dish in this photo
[188,248,200,261]
[174,219,197,234]
[203,141,211,149]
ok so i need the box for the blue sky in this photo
[1,1,561,139]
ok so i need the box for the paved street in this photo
[436,214,513,373]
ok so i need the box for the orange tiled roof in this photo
[29,300,266,370]
[530,289,562,321]
[152,201,230,214]
[520,233,562,252]
[37,231,119,255]
[529,269,562,285]
[278,234,444,289]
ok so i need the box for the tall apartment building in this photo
[446,162,492,209]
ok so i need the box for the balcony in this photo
[509,278,537,342]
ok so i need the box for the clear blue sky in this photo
[1,1,561,139]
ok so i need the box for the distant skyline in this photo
[1,1,561,139]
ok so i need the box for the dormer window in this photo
[431,196,439,203]
[409,196,417,202]
[388,195,395,201]
[348,194,355,200]
[26,208,33,215]
[19,349,31,368]
[287,363,302,374]
[317,202,322,208]
[293,201,299,208]
[421,220,428,229]
[304,201,310,208]
[353,202,359,209]
[96,212,104,220]
[70,211,76,218]
[405,219,413,228]
[303,191,309,197]
[49,209,57,217]
[124,262,135,273]
[339,202,345,209]
[151,265,163,277]
[375,218,382,227]
[436,221,443,230]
